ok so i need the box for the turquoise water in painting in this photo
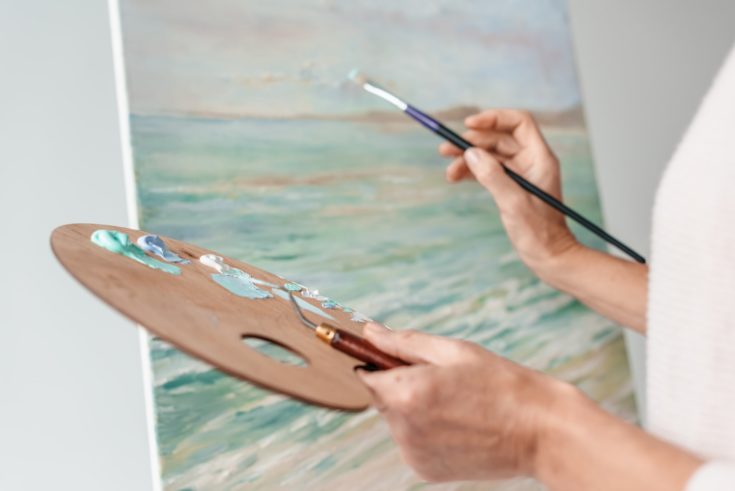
[133,115,634,490]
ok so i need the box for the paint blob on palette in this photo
[199,253,276,299]
[90,228,370,325]
[350,312,372,323]
[198,255,372,323]
[91,229,181,275]
[300,288,368,320]
[210,274,272,299]
[137,234,191,264]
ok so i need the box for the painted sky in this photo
[120,0,581,117]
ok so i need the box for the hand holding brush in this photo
[348,71,645,264]
[440,108,584,274]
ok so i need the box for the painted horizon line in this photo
[129,104,587,128]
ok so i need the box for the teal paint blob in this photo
[283,282,303,292]
[211,273,272,299]
[91,229,181,275]
[228,269,278,289]
[251,277,278,289]
[199,253,277,289]
[271,288,335,321]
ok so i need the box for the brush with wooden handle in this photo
[288,292,407,370]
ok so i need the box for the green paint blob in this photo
[91,229,181,275]
[211,273,272,299]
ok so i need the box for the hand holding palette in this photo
[51,223,378,410]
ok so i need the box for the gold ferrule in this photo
[315,324,336,344]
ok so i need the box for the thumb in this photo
[464,147,519,205]
[362,323,447,365]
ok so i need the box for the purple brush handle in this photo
[405,105,440,131]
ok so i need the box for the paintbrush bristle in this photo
[347,69,408,111]
[347,68,369,87]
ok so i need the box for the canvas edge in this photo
[106,1,164,489]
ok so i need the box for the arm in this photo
[439,109,648,333]
[538,380,701,491]
[358,324,703,490]
[541,244,648,334]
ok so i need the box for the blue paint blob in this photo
[321,300,338,309]
[137,234,191,264]
[211,273,272,299]
[91,229,181,275]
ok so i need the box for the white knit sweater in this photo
[647,44,735,489]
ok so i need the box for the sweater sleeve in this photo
[686,461,735,491]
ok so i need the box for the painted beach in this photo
[132,114,635,490]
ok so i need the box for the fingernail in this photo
[464,148,482,169]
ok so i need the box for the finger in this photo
[465,108,528,131]
[461,130,520,157]
[463,147,521,205]
[446,157,473,182]
[438,141,463,157]
[440,135,516,161]
[355,369,390,412]
[467,109,547,148]
[357,364,427,411]
[362,323,451,365]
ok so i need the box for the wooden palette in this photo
[51,223,373,411]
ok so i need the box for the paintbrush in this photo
[288,292,407,371]
[348,70,646,264]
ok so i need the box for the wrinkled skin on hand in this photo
[358,323,576,483]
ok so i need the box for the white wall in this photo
[1,1,733,489]
[0,1,154,490]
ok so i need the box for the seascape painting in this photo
[114,1,636,489]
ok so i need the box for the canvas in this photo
[112,1,636,489]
